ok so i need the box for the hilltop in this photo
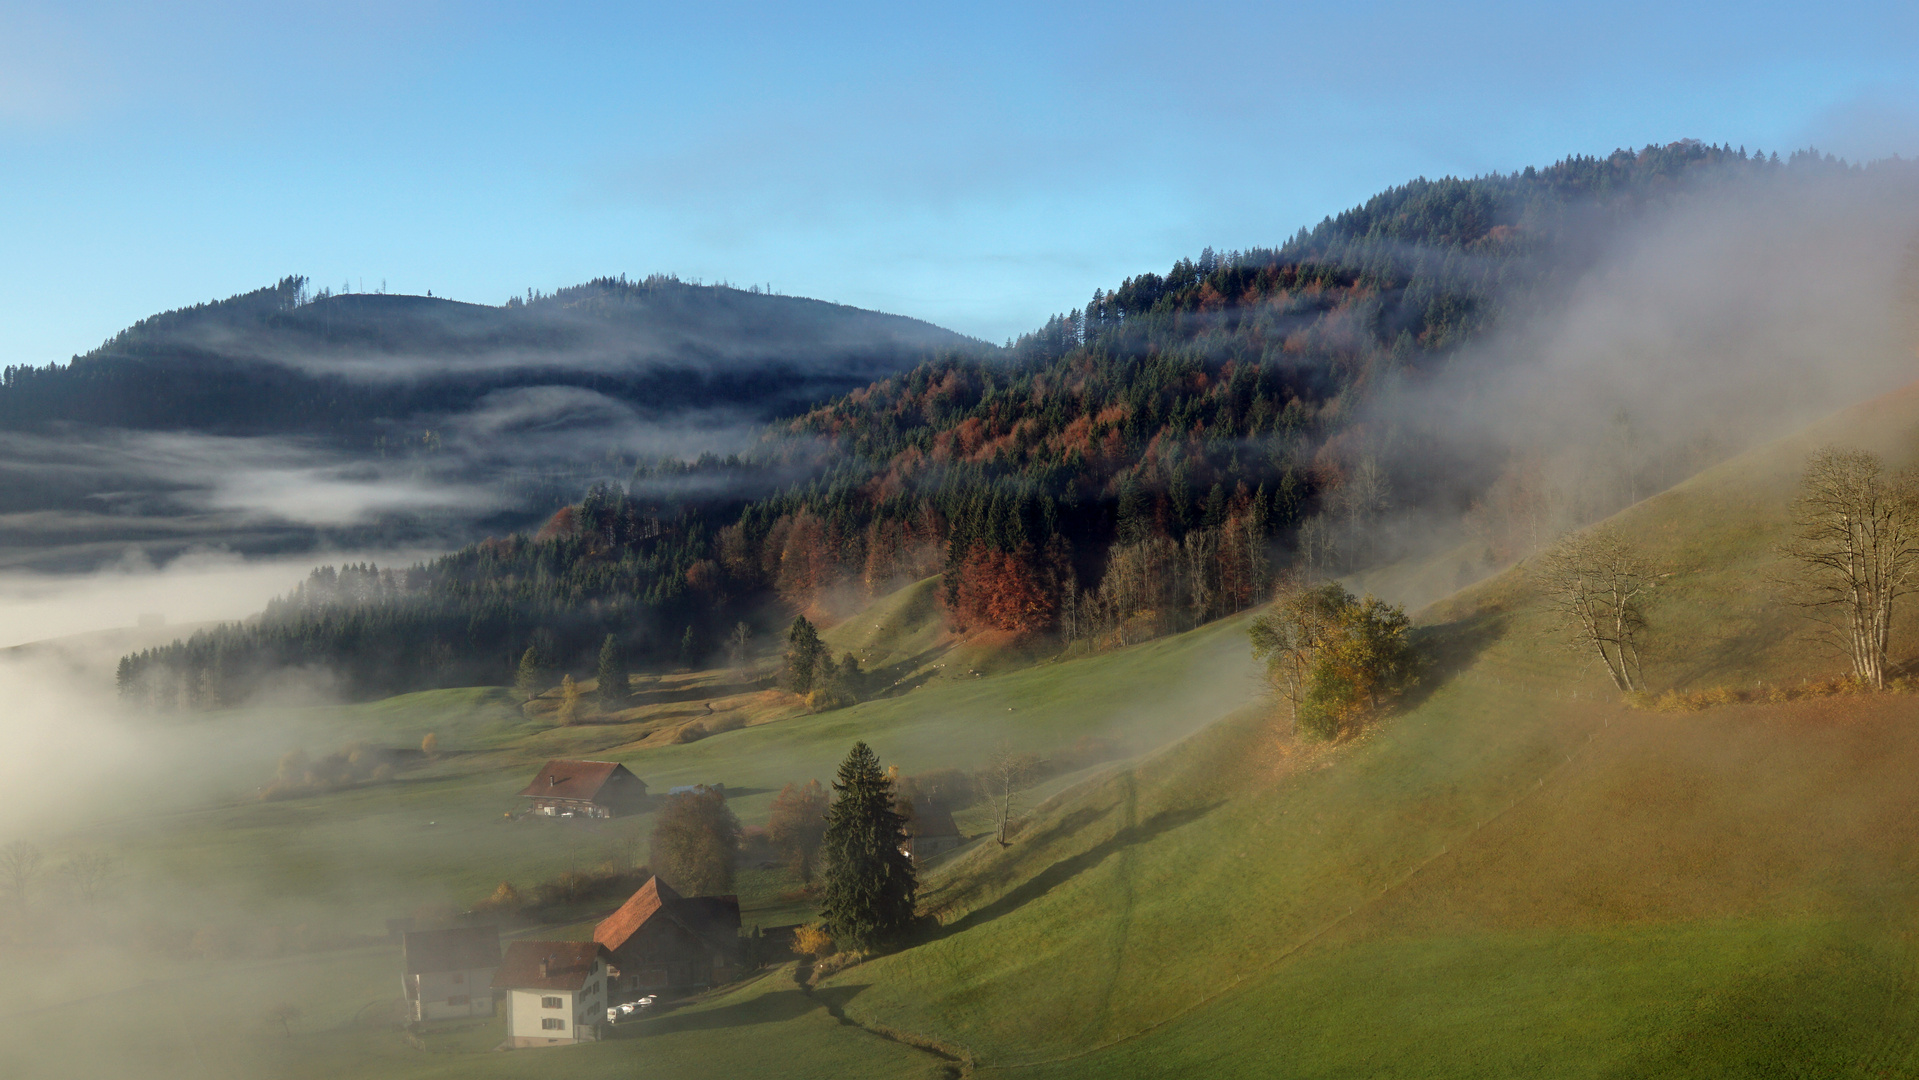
[6,275,979,438]
[123,141,1919,704]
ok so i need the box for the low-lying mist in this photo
[1358,161,1919,589]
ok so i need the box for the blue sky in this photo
[2,1,1916,364]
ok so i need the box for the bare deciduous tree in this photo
[1779,447,1919,689]
[1532,526,1656,693]
[0,840,45,905]
[729,621,753,681]
[57,852,117,904]
[266,1003,302,1037]
[982,742,1039,846]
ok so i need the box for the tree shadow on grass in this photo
[1398,612,1508,712]
[620,984,867,1036]
[937,800,1223,937]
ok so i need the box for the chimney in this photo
[539,955,553,978]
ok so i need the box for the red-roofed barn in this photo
[594,876,741,993]
[518,760,648,818]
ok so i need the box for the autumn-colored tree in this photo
[767,780,830,882]
[420,731,439,757]
[650,789,742,896]
[774,511,833,608]
[533,505,577,542]
[951,543,1056,635]
[556,674,582,726]
[793,923,835,958]
[1295,594,1416,740]
[684,559,720,593]
[1249,579,1352,729]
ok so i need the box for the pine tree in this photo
[785,616,824,694]
[818,741,917,950]
[514,646,544,702]
[597,634,628,706]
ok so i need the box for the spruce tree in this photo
[596,634,627,705]
[818,741,917,949]
[514,645,544,702]
[785,616,824,694]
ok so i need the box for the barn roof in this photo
[594,876,680,952]
[491,940,606,992]
[906,800,960,840]
[403,924,500,975]
[517,760,641,802]
[594,876,740,953]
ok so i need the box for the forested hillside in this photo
[119,142,1892,706]
[0,275,977,437]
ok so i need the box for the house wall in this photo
[502,962,609,1047]
[529,798,611,819]
[410,968,497,1022]
[916,834,962,861]
[608,920,733,993]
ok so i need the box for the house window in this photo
[446,995,469,1006]
[541,996,563,1009]
[542,1018,565,1031]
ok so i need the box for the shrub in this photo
[793,923,835,958]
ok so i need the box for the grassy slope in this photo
[805,378,1919,1076]
[19,383,1919,1078]
[0,578,1261,1080]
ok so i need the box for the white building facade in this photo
[494,940,610,1048]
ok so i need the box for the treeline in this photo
[117,486,751,705]
[120,142,1885,705]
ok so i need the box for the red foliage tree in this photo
[534,505,577,542]
[949,543,1056,636]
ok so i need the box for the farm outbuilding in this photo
[903,800,962,863]
[517,759,648,818]
[594,876,741,994]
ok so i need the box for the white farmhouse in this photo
[493,940,610,1047]
[401,925,500,1023]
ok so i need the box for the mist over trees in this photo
[118,141,1917,708]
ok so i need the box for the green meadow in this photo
[14,382,1919,1078]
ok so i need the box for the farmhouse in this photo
[493,940,610,1047]
[594,875,741,993]
[518,759,648,818]
[401,924,500,1022]
[903,800,963,863]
